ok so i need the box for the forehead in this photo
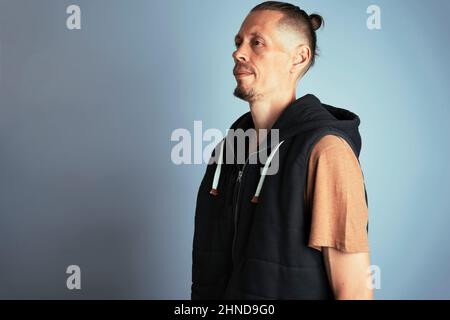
[236,10,285,39]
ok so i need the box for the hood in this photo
[229,93,362,157]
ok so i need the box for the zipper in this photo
[229,137,273,268]
[230,151,259,267]
[231,166,244,268]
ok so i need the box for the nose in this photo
[232,46,248,63]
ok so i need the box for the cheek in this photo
[274,55,291,75]
[264,59,290,85]
[255,53,290,86]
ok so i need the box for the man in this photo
[192,1,373,299]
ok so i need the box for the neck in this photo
[248,90,296,147]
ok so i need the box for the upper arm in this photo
[306,134,369,253]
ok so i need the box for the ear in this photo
[290,44,311,77]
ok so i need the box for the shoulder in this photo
[310,134,356,163]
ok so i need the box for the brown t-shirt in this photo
[305,135,369,253]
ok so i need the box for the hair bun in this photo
[309,13,324,31]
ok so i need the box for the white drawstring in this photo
[251,140,285,204]
[209,138,285,204]
[210,139,225,196]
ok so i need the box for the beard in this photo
[233,84,258,102]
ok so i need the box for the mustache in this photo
[233,64,255,75]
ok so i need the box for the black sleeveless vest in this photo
[191,94,368,299]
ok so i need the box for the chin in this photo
[233,85,258,102]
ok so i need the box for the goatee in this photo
[233,85,257,102]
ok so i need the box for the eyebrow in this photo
[234,31,266,42]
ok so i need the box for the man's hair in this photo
[250,1,324,71]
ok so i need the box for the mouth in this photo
[234,72,254,79]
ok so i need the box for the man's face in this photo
[233,10,300,102]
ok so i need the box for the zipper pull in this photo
[236,170,243,183]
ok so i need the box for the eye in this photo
[253,39,263,47]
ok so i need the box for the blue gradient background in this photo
[0,0,449,299]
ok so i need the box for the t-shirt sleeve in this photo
[305,134,369,253]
